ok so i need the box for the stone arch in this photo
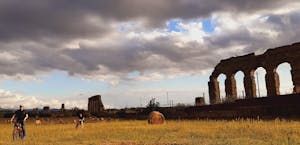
[254,67,267,97]
[265,66,280,96]
[234,70,245,99]
[217,73,226,101]
[208,42,300,104]
[211,70,226,79]
[276,62,293,95]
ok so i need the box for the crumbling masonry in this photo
[88,95,105,114]
[208,42,300,104]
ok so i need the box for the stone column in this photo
[208,76,221,104]
[94,100,98,113]
[90,101,92,112]
[291,62,300,93]
[88,101,90,111]
[94,100,97,113]
[92,101,96,113]
[225,74,237,100]
[265,68,280,96]
[96,100,100,112]
[195,97,205,106]
[244,70,257,98]
[90,101,92,113]
[88,100,92,112]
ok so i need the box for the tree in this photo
[146,98,160,109]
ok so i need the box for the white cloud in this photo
[0,90,91,109]
[0,90,46,109]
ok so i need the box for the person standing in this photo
[76,112,85,129]
[10,105,29,138]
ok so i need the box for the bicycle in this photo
[75,119,84,129]
[12,122,24,140]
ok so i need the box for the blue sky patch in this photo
[167,19,182,32]
[202,18,215,33]
[0,71,109,98]
[167,18,216,33]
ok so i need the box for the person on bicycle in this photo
[10,105,29,138]
[76,112,85,128]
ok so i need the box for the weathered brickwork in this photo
[208,43,300,104]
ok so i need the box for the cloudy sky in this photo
[0,0,299,109]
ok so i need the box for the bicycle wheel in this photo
[19,129,24,139]
[12,127,18,140]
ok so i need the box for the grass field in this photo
[0,119,300,145]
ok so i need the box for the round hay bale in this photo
[35,119,42,125]
[148,111,165,124]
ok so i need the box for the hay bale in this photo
[100,117,105,121]
[35,119,42,125]
[148,111,165,124]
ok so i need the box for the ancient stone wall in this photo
[88,95,105,114]
[195,97,205,106]
[208,42,300,104]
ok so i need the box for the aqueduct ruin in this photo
[88,95,105,114]
[208,42,300,104]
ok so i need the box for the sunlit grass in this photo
[0,119,300,145]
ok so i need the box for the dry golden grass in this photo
[1,119,300,145]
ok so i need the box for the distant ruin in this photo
[61,104,65,111]
[195,97,205,106]
[208,42,300,104]
[88,95,105,114]
[43,106,50,112]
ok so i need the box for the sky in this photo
[0,0,299,109]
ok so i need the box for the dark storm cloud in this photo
[0,0,295,42]
[63,36,217,75]
[267,12,300,33]
[0,0,108,42]
[206,11,300,56]
[0,0,299,82]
